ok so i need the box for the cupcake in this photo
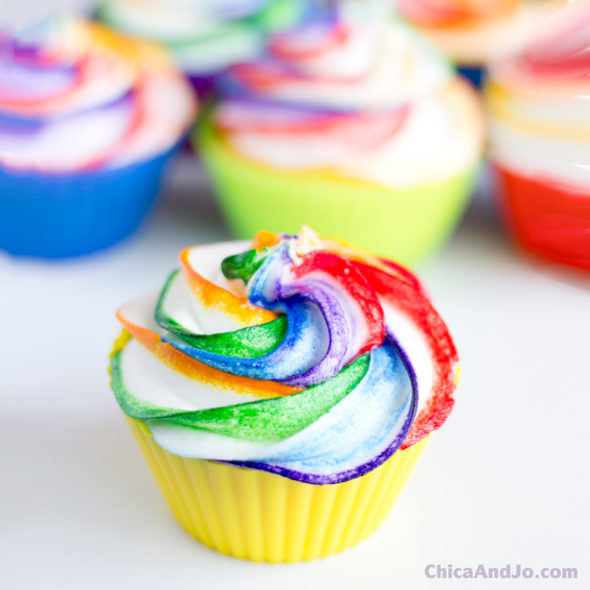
[197,2,484,264]
[0,17,197,258]
[95,0,309,98]
[109,226,459,562]
[397,0,566,87]
[486,1,590,271]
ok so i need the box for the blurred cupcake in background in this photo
[0,17,197,258]
[486,0,590,272]
[95,0,311,98]
[197,0,484,264]
[397,0,566,87]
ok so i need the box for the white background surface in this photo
[2,2,590,589]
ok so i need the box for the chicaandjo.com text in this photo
[425,563,578,580]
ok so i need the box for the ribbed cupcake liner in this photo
[197,121,476,265]
[495,164,590,271]
[126,417,428,563]
[0,147,176,258]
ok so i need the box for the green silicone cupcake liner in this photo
[197,121,477,265]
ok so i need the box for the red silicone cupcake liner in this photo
[495,165,590,271]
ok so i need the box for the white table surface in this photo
[2,3,590,589]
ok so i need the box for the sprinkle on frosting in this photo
[111,229,459,484]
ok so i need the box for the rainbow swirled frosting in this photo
[111,228,458,484]
[487,1,590,193]
[397,0,565,64]
[96,0,305,82]
[0,17,196,172]
[209,2,483,190]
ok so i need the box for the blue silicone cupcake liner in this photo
[0,147,177,258]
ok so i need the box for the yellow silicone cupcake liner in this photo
[126,416,428,562]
